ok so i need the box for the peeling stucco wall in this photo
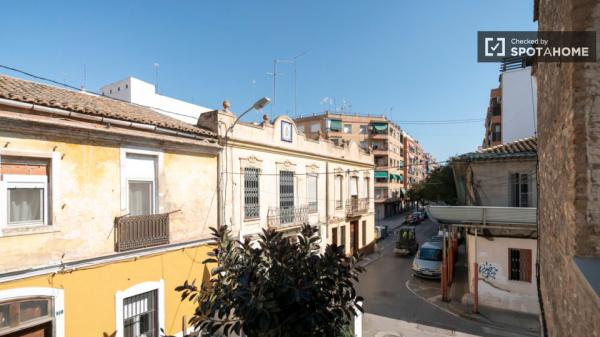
[0,131,217,273]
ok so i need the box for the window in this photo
[334,175,343,209]
[343,124,352,134]
[511,173,529,207]
[492,123,501,142]
[310,123,321,133]
[126,154,157,216]
[244,168,260,218]
[362,220,367,246]
[332,227,338,246]
[327,119,342,132]
[307,174,318,213]
[279,171,294,223]
[508,248,532,282]
[359,125,368,134]
[350,177,358,198]
[340,225,346,249]
[123,290,158,337]
[298,125,305,133]
[1,156,49,226]
[364,177,370,199]
[0,297,53,335]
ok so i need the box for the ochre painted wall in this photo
[0,131,218,274]
[0,244,213,337]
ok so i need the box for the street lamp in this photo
[222,97,271,229]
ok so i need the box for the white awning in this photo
[426,205,536,226]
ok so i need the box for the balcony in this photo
[346,197,369,217]
[267,205,308,229]
[335,200,343,210]
[114,213,170,252]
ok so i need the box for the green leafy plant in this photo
[174,224,364,337]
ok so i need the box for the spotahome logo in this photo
[478,31,596,62]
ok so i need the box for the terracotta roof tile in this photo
[0,75,216,138]
[455,136,537,161]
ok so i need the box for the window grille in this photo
[123,290,158,337]
[279,171,295,223]
[244,168,260,218]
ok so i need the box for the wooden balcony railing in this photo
[267,205,308,228]
[114,213,170,252]
[346,197,370,217]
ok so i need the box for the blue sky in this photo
[0,1,536,161]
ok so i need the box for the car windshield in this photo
[418,247,442,261]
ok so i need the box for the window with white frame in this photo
[244,168,260,219]
[125,154,157,216]
[307,174,318,213]
[310,123,321,133]
[123,290,158,337]
[334,175,343,209]
[343,124,352,134]
[1,156,50,227]
[359,125,368,134]
[511,173,529,207]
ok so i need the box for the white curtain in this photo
[8,188,42,223]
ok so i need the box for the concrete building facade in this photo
[430,137,540,316]
[482,59,537,149]
[200,109,376,255]
[294,113,409,220]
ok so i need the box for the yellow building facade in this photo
[0,75,220,337]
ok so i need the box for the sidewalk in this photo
[406,243,540,337]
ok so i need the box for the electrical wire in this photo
[0,64,204,121]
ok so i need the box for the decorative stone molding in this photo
[240,155,263,169]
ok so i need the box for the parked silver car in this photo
[412,241,443,279]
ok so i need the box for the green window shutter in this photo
[374,171,388,179]
[372,123,388,132]
[329,119,342,131]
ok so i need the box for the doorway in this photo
[350,221,359,254]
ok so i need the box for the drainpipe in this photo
[473,208,484,314]
[325,161,330,250]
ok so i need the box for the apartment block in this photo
[482,57,537,149]
[295,113,406,220]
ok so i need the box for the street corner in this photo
[405,274,443,304]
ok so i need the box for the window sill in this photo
[1,225,58,237]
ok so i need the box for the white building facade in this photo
[500,63,537,143]
[100,77,211,124]
[198,108,376,255]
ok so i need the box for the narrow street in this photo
[357,215,531,337]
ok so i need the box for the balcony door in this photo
[350,221,359,255]
[279,171,294,224]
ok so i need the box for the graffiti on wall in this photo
[479,262,499,280]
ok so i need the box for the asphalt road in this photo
[357,217,518,337]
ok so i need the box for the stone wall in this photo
[537,0,600,336]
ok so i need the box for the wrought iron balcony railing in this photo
[335,200,343,210]
[308,201,318,214]
[114,213,170,252]
[267,205,308,228]
[346,197,370,216]
[244,204,260,219]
